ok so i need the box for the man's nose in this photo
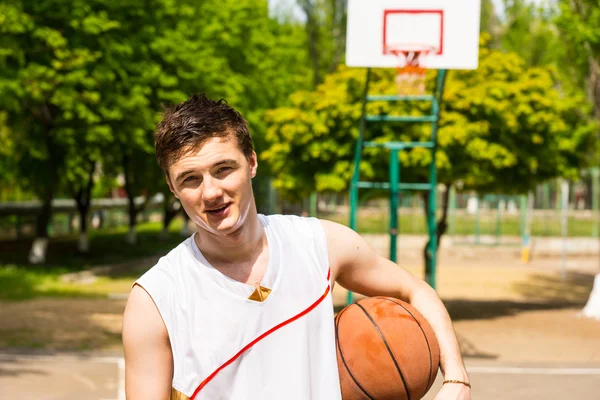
[202,177,223,202]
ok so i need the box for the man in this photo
[123,94,471,400]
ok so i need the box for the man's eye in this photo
[218,167,232,174]
[183,176,197,182]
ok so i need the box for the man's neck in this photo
[194,212,265,266]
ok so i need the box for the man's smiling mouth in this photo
[206,203,230,215]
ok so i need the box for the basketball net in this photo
[387,45,434,95]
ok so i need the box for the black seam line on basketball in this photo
[378,297,435,396]
[378,297,435,394]
[355,302,411,400]
[335,305,376,400]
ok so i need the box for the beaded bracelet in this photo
[443,380,471,388]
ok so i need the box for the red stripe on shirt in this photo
[190,268,332,399]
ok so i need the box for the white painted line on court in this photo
[72,372,97,390]
[117,357,125,400]
[0,353,123,363]
[468,366,600,375]
[0,354,125,400]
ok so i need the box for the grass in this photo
[0,265,140,300]
[0,219,187,300]
[0,209,596,301]
[324,209,598,237]
[0,219,186,269]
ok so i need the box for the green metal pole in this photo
[63,213,70,236]
[561,180,569,280]
[475,195,480,245]
[268,178,278,214]
[425,70,445,290]
[349,184,359,230]
[349,68,371,233]
[543,183,550,236]
[520,194,527,238]
[412,195,418,234]
[425,161,438,289]
[449,185,456,240]
[309,192,317,217]
[556,179,561,211]
[389,150,399,263]
[592,168,599,238]
[347,68,371,305]
[496,196,502,245]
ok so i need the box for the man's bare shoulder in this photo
[318,218,364,248]
[317,218,373,271]
[123,284,169,343]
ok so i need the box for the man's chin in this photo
[201,218,241,236]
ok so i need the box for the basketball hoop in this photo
[385,44,435,95]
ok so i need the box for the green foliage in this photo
[556,0,600,105]
[0,0,312,232]
[555,0,600,166]
[480,0,502,46]
[500,0,563,67]
[296,0,347,87]
[263,41,595,200]
[556,0,600,71]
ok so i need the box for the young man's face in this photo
[167,136,257,237]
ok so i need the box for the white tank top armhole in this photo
[134,266,184,392]
[288,216,331,283]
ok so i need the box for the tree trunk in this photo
[567,0,600,316]
[421,185,451,271]
[28,192,52,264]
[126,193,138,244]
[73,162,96,253]
[327,0,348,74]
[28,104,58,264]
[299,1,321,88]
[77,205,90,253]
[160,196,180,240]
[123,153,139,245]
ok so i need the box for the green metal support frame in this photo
[347,68,447,305]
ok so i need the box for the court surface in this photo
[2,236,599,399]
[1,353,599,399]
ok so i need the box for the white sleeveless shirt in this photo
[136,214,342,400]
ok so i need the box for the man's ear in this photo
[166,175,178,199]
[249,151,258,178]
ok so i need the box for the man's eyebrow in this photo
[175,160,239,182]
[175,169,197,182]
[214,159,238,167]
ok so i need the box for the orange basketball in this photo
[335,296,440,400]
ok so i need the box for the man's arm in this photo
[322,220,470,398]
[122,284,174,399]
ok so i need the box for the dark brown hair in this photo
[155,94,254,174]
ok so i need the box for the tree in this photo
[0,1,113,262]
[296,0,347,88]
[0,0,321,260]
[263,39,595,270]
[0,112,18,199]
[556,0,600,120]
[555,0,600,319]
[480,0,502,48]
[501,0,564,67]
[63,148,99,253]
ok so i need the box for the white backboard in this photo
[346,0,481,70]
